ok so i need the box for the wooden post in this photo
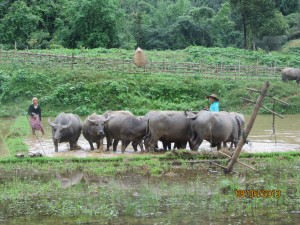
[238,61,241,78]
[224,81,270,174]
[71,52,75,69]
[271,99,277,144]
[234,63,237,81]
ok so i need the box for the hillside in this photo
[0,62,299,117]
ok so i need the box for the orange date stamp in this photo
[235,189,281,198]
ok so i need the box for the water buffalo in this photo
[223,112,245,149]
[82,113,107,150]
[282,68,300,85]
[186,110,240,150]
[103,111,146,153]
[48,113,82,152]
[144,111,196,151]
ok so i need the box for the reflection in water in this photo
[56,171,83,189]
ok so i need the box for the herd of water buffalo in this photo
[47,110,245,153]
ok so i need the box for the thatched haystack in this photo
[133,47,147,67]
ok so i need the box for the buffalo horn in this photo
[87,116,98,124]
[48,118,56,127]
[62,120,72,129]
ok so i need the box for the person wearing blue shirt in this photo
[206,94,219,112]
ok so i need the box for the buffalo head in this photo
[48,117,72,141]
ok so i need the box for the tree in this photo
[212,2,242,47]
[0,0,40,49]
[230,0,288,49]
[66,0,119,48]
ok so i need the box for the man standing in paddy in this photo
[206,94,220,112]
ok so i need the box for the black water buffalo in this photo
[143,111,186,151]
[282,68,300,85]
[82,113,107,150]
[48,113,82,152]
[186,110,240,150]
[103,111,146,153]
[144,111,196,151]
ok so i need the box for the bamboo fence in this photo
[0,50,283,80]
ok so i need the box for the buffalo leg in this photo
[113,139,119,152]
[143,135,151,152]
[69,141,75,150]
[139,141,144,152]
[162,141,171,150]
[106,137,112,151]
[132,140,138,152]
[53,139,58,152]
[190,137,202,151]
[132,140,144,152]
[89,141,95,151]
[121,140,131,153]
[99,139,104,151]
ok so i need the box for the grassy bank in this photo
[0,64,299,117]
[4,116,29,156]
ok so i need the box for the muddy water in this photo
[0,115,300,157]
[243,114,300,153]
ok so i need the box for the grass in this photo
[4,116,30,156]
[27,45,300,67]
[0,155,299,224]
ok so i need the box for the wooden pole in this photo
[211,162,238,174]
[219,151,257,171]
[71,52,75,70]
[240,97,284,118]
[225,81,270,174]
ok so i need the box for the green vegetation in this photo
[4,116,29,156]
[0,0,299,50]
[0,62,299,118]
[22,44,300,67]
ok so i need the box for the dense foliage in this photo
[0,0,299,50]
[0,64,299,117]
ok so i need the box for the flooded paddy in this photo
[0,157,300,225]
[17,114,300,157]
